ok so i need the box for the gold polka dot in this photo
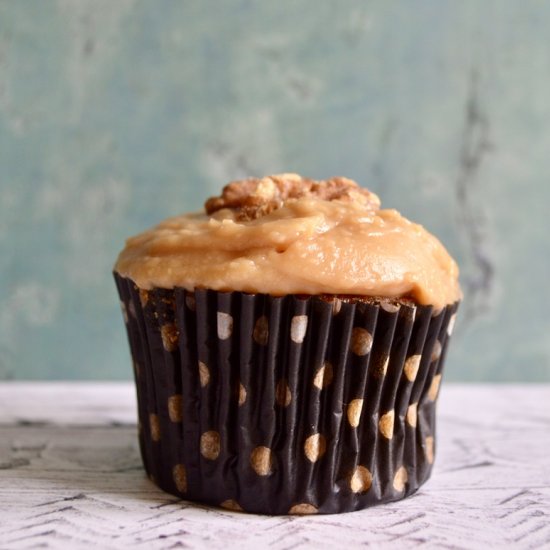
[120,301,128,324]
[217,312,233,340]
[133,360,140,379]
[373,355,389,378]
[313,362,333,389]
[379,410,395,439]
[275,379,292,407]
[428,374,442,401]
[288,503,318,515]
[161,323,179,352]
[221,499,243,512]
[172,464,187,493]
[304,433,326,463]
[149,413,161,442]
[431,306,443,317]
[447,313,457,336]
[250,446,273,476]
[351,327,373,356]
[238,383,247,406]
[290,315,308,344]
[406,403,418,428]
[200,431,221,460]
[347,399,364,428]
[253,316,269,345]
[393,466,408,492]
[350,465,373,493]
[425,435,435,464]
[168,394,183,423]
[128,300,137,319]
[139,289,149,308]
[380,301,400,313]
[198,360,210,387]
[332,298,342,315]
[431,340,442,363]
[185,293,196,311]
[403,355,421,382]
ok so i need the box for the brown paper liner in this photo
[114,273,459,515]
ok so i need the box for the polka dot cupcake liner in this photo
[114,273,459,515]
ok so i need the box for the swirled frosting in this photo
[114,174,460,308]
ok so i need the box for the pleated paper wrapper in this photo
[115,273,459,515]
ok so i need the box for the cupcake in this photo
[114,174,460,515]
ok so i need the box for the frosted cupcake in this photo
[114,174,460,515]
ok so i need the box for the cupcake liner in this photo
[115,273,459,515]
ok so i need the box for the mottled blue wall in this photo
[1,1,549,381]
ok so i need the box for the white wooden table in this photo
[0,383,549,550]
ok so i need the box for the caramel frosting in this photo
[114,174,461,308]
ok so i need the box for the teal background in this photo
[1,1,549,381]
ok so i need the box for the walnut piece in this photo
[204,174,380,220]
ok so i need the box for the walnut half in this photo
[204,174,380,220]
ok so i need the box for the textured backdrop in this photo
[1,1,549,381]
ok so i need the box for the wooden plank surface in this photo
[0,383,549,549]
